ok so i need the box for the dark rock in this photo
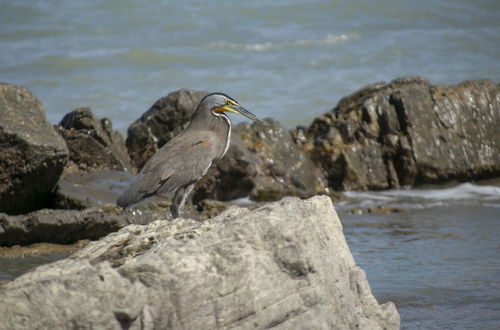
[125,89,208,169]
[56,107,134,173]
[0,205,167,247]
[0,196,400,329]
[195,199,231,220]
[294,76,500,190]
[397,79,500,184]
[193,119,328,203]
[0,82,68,214]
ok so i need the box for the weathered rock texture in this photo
[0,82,68,214]
[194,119,328,204]
[126,89,208,169]
[56,107,133,173]
[293,76,500,190]
[0,196,399,329]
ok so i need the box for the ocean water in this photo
[1,0,499,133]
[338,182,500,329]
[1,1,500,328]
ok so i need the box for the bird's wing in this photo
[117,131,219,208]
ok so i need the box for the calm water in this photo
[338,182,500,329]
[1,1,500,328]
[1,0,499,133]
[0,253,71,282]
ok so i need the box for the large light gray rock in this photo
[0,196,399,329]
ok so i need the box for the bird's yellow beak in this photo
[215,101,268,125]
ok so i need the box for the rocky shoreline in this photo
[1,77,499,246]
[0,77,498,328]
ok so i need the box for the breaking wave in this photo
[337,182,500,210]
[209,33,359,51]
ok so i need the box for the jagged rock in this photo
[0,82,68,214]
[194,119,328,203]
[56,107,134,173]
[0,196,400,329]
[0,205,165,247]
[293,76,500,190]
[125,89,208,169]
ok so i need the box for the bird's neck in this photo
[187,109,232,159]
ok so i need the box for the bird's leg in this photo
[170,183,195,219]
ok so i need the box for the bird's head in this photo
[199,92,267,125]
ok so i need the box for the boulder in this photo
[56,107,134,173]
[0,196,400,329]
[194,119,328,204]
[0,82,68,214]
[293,76,500,190]
[125,89,208,169]
[0,205,165,247]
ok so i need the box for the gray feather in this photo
[116,129,222,208]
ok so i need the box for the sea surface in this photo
[1,1,500,329]
[337,181,500,329]
[1,0,499,133]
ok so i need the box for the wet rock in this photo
[0,241,89,258]
[53,170,135,210]
[194,119,328,203]
[56,107,133,173]
[125,89,208,169]
[0,83,68,214]
[52,168,234,220]
[0,205,166,247]
[0,196,400,329]
[195,199,231,220]
[294,76,500,190]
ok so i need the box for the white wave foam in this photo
[340,183,500,209]
[209,33,359,51]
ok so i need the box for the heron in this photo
[117,92,267,218]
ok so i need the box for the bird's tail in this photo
[116,189,135,209]
[116,176,147,208]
